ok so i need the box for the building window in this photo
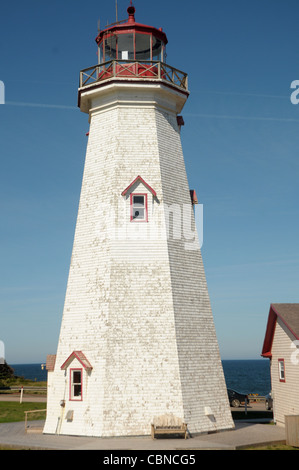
[130,194,148,222]
[70,368,82,400]
[278,359,285,382]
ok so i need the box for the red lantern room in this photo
[95,3,167,64]
[79,2,188,109]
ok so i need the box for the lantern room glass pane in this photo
[117,33,134,60]
[98,45,103,64]
[135,34,151,61]
[104,35,117,61]
[152,36,163,61]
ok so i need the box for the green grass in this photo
[0,378,46,386]
[0,378,47,396]
[0,402,46,423]
[245,443,299,450]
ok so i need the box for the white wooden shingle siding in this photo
[43,82,234,437]
[270,318,299,426]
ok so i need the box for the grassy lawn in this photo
[245,444,299,450]
[0,378,47,396]
[0,402,46,423]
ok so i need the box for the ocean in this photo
[11,363,47,382]
[11,359,271,396]
[222,360,271,396]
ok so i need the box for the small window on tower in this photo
[70,369,82,400]
[130,194,148,222]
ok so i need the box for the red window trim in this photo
[130,193,148,222]
[69,368,83,401]
[278,358,286,383]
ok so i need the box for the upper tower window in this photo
[121,175,156,223]
[131,194,147,222]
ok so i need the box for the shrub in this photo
[0,362,14,381]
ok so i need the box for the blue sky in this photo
[0,0,298,363]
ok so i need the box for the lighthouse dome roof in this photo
[95,3,168,47]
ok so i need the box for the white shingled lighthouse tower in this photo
[43,3,234,437]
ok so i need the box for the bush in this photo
[0,362,14,381]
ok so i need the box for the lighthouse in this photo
[43,4,234,437]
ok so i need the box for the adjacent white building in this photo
[262,303,299,427]
[43,4,234,438]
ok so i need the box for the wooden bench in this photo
[151,414,188,439]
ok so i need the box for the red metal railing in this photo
[79,60,188,91]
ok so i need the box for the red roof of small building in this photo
[46,354,56,371]
[261,303,299,358]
